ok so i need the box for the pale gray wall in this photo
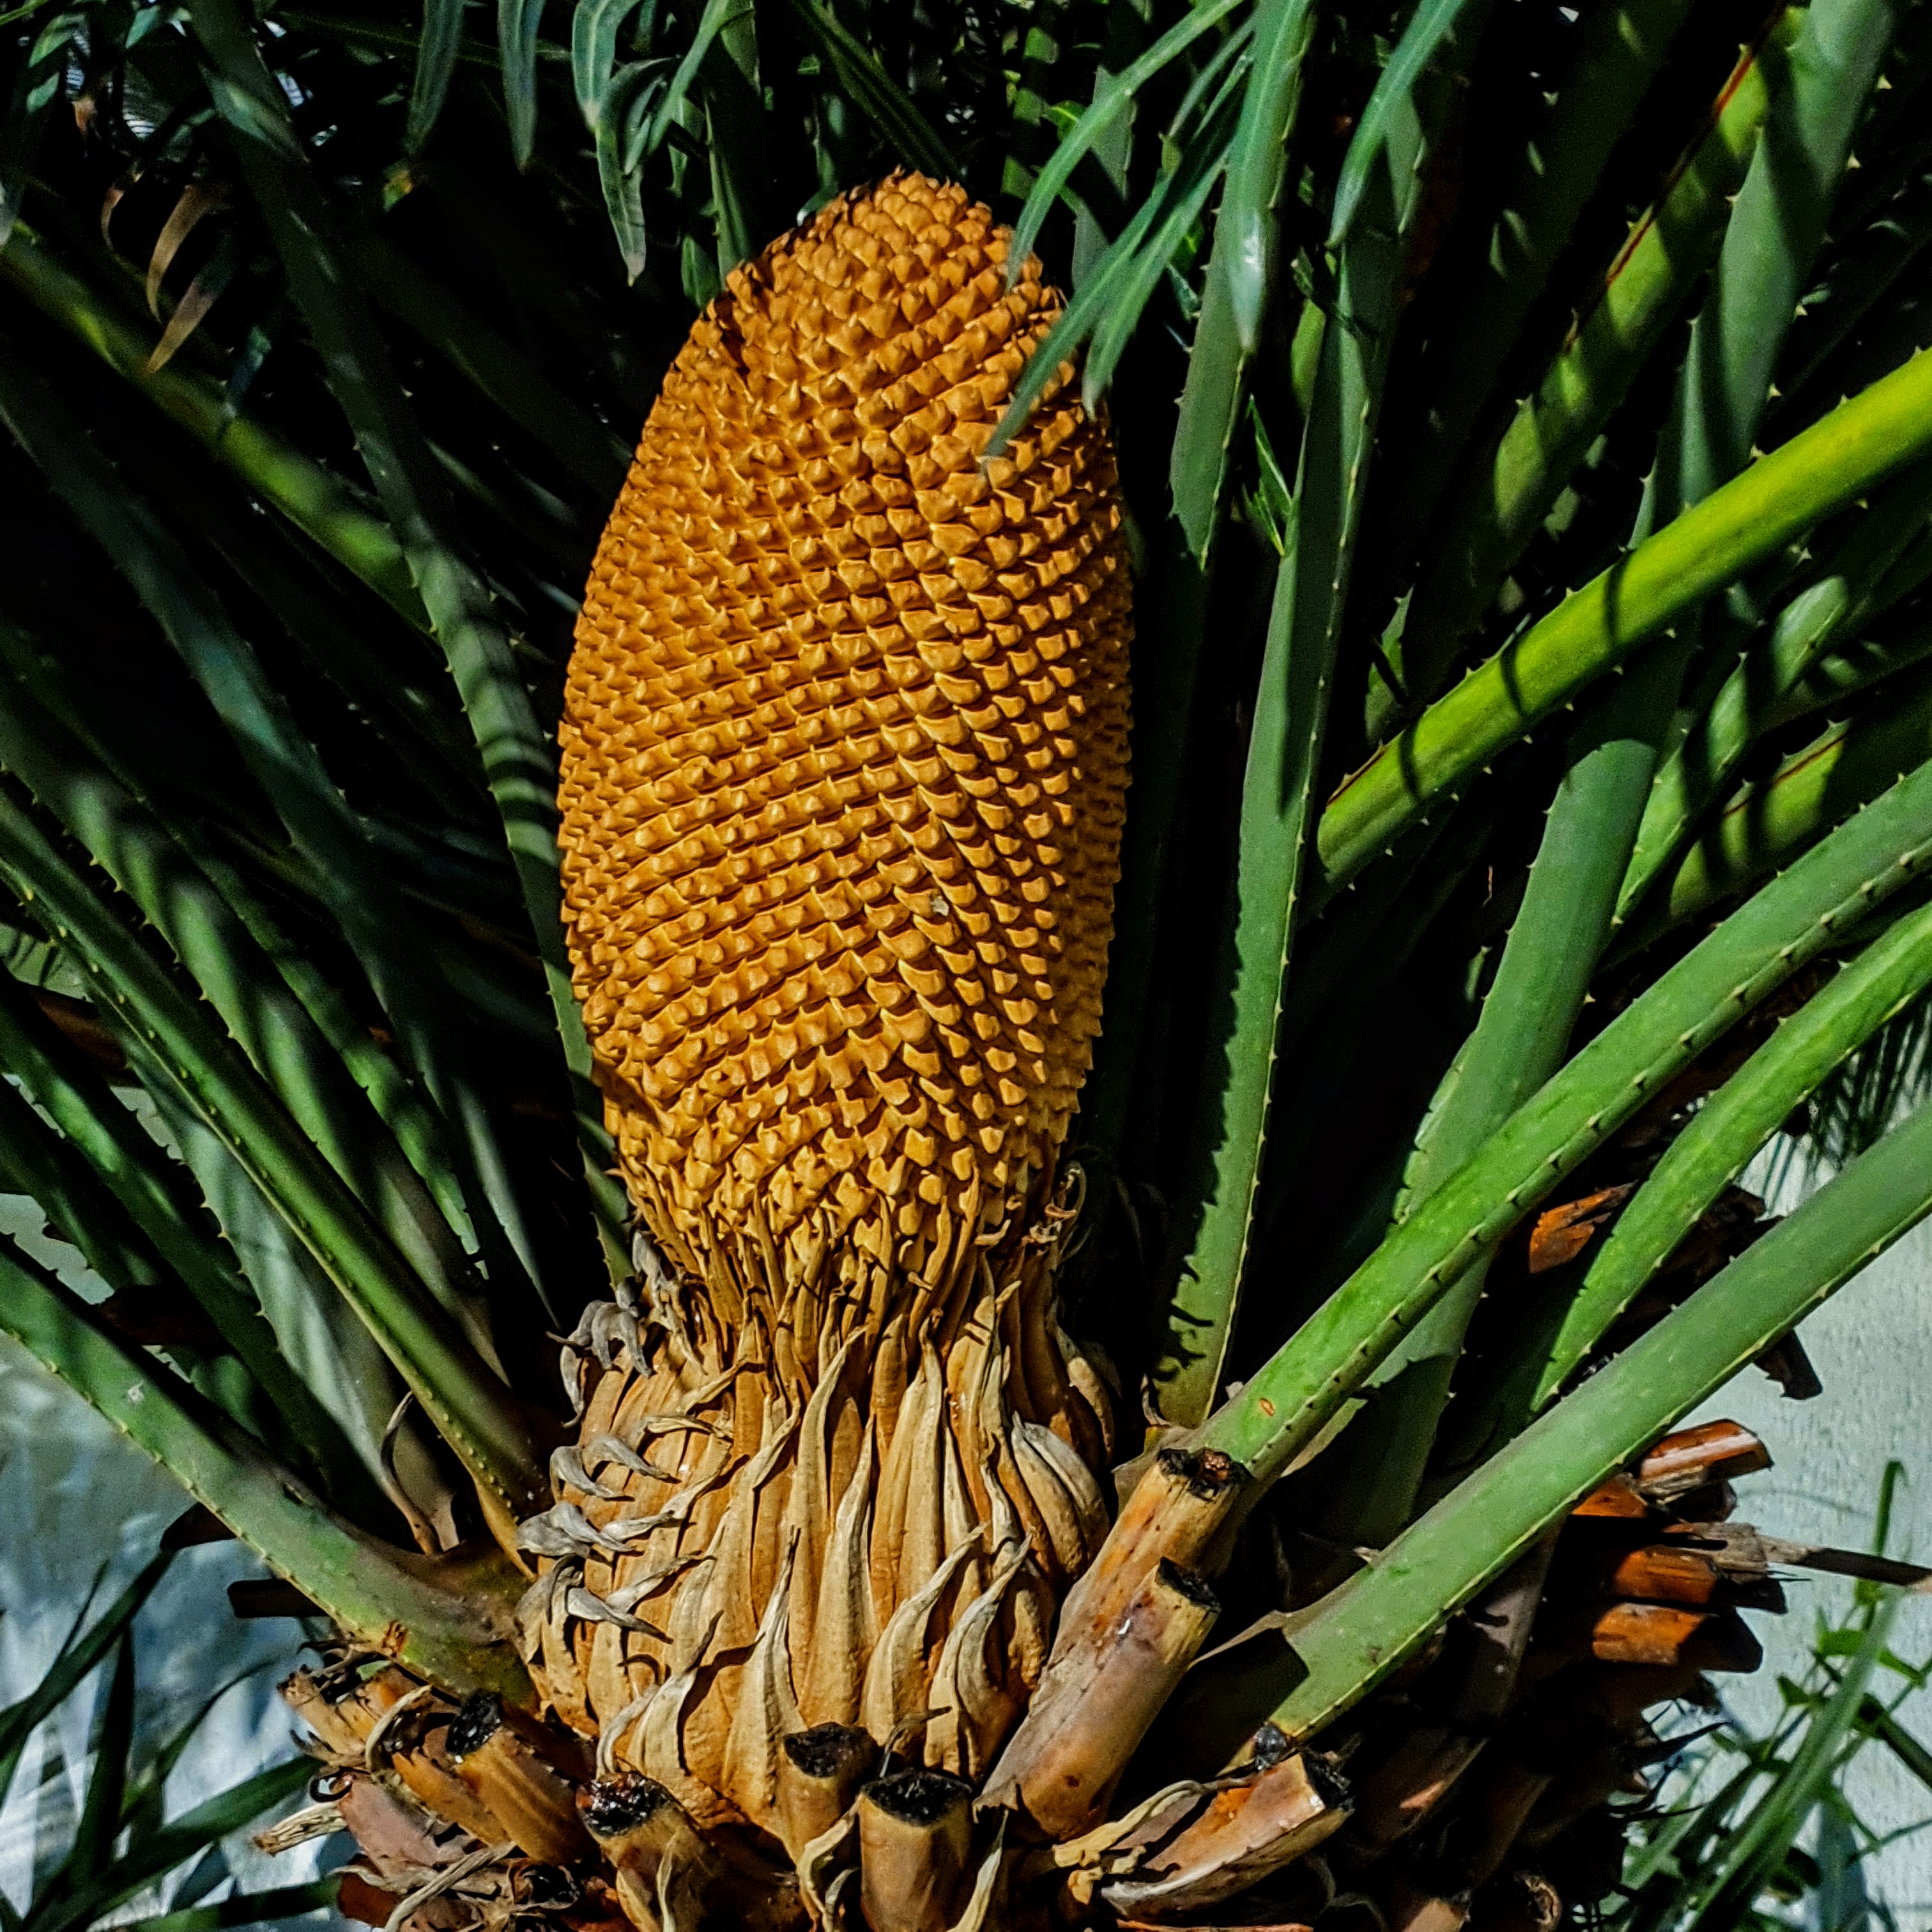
[1682,1182,1932,1924]
[0,1184,344,1931]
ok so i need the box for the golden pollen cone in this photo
[542,170,1130,1833]
[559,169,1130,1280]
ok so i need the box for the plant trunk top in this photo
[533,172,1128,1837]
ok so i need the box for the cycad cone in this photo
[544,173,1131,1834]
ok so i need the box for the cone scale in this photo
[537,172,1133,1830]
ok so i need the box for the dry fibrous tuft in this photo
[537,172,1132,1830]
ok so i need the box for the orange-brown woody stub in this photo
[559,172,1132,1287]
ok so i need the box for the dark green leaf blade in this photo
[779,0,956,180]
[406,0,468,151]
[1328,0,1486,243]
[109,1880,344,1932]
[499,0,546,166]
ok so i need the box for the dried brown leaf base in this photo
[277,1420,1809,1932]
[1310,1422,1789,1932]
